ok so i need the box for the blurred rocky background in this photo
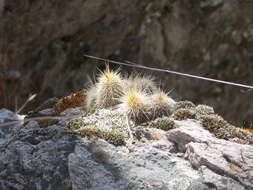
[0,0,252,126]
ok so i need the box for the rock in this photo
[0,108,21,123]
[68,143,121,190]
[200,166,247,190]
[200,0,224,8]
[0,0,4,16]
[0,108,253,189]
[0,108,24,139]
[167,120,253,189]
[0,130,76,189]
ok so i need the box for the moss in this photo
[228,128,253,143]
[196,104,215,115]
[111,124,124,131]
[77,126,125,146]
[103,129,126,146]
[85,107,97,115]
[148,117,175,131]
[174,101,196,110]
[67,117,94,130]
[173,108,196,121]
[201,115,253,144]
[67,116,126,146]
[200,115,230,139]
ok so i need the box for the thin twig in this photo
[0,115,82,128]
[16,94,37,114]
[84,54,253,90]
[15,96,18,113]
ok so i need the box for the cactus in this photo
[120,89,150,124]
[149,90,176,119]
[126,74,157,94]
[95,66,124,109]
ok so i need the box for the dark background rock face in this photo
[0,0,252,126]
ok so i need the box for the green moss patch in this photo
[173,108,197,121]
[196,104,215,115]
[77,126,126,146]
[148,117,175,131]
[201,115,253,144]
[174,101,196,110]
[67,117,95,130]
[67,116,126,146]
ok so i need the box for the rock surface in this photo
[0,0,253,126]
[0,108,252,190]
[0,108,24,140]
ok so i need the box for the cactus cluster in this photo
[67,66,253,146]
[83,66,176,124]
